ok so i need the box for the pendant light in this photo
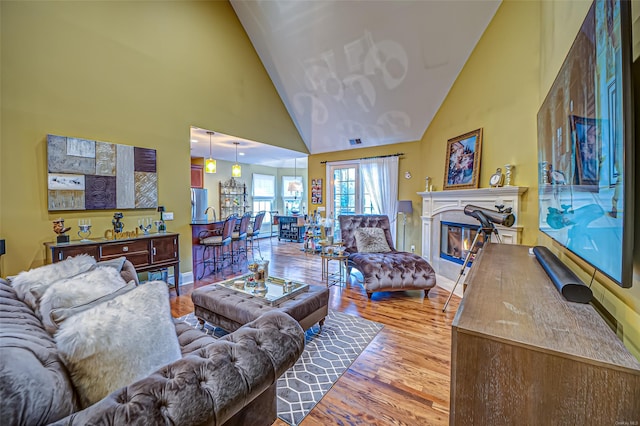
[231,142,241,178]
[287,157,303,194]
[205,131,216,174]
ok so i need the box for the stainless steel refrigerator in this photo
[190,188,208,223]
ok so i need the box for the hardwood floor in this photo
[170,238,460,425]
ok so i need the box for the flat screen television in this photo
[537,0,634,287]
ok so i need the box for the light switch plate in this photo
[163,212,174,220]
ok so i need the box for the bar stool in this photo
[198,215,237,279]
[248,211,266,258]
[269,211,279,241]
[231,212,251,266]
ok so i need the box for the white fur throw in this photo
[39,266,129,334]
[11,254,96,313]
[355,227,392,253]
[55,281,181,408]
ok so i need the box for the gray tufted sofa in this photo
[339,214,436,298]
[0,277,305,426]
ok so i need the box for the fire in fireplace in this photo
[440,221,485,265]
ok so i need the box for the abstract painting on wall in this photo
[47,134,157,211]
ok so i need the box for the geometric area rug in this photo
[179,310,383,425]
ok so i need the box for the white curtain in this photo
[360,156,399,243]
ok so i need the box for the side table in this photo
[321,252,348,287]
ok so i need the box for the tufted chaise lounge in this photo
[339,214,436,298]
[0,277,305,426]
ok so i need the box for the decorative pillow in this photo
[355,227,392,253]
[49,282,136,329]
[10,254,96,313]
[55,281,181,408]
[39,266,131,334]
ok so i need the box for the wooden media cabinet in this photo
[450,243,640,425]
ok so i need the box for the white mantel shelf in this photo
[417,186,528,198]
[417,186,528,284]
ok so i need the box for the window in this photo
[252,173,275,198]
[252,174,275,231]
[327,157,399,241]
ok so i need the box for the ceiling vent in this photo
[349,138,362,145]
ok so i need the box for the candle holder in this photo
[77,224,92,242]
[139,223,152,235]
[504,164,514,186]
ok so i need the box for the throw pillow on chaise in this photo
[355,227,392,253]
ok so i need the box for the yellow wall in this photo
[0,1,305,276]
[420,0,540,246]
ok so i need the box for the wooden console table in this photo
[450,243,640,424]
[44,233,180,295]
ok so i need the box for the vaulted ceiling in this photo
[231,0,501,155]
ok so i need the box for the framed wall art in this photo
[311,178,323,204]
[443,128,483,190]
[569,115,600,187]
[47,134,158,211]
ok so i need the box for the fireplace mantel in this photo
[417,186,528,282]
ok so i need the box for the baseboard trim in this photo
[180,271,194,286]
[435,274,464,298]
[164,271,193,287]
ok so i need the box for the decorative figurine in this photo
[425,176,431,192]
[53,218,71,243]
[112,212,124,233]
[504,164,514,186]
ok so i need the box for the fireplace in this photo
[440,221,484,265]
[418,186,527,287]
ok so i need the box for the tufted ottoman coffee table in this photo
[192,277,329,333]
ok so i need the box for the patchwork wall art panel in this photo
[47,134,158,211]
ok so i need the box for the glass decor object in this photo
[77,220,92,242]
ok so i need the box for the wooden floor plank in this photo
[170,238,460,425]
